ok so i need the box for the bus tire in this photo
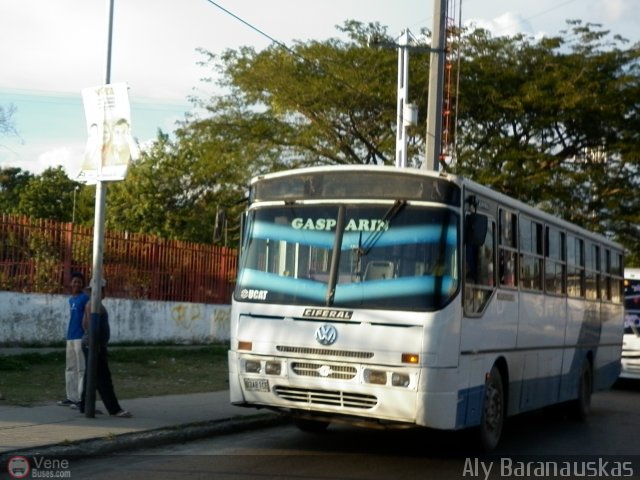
[293,417,330,433]
[570,360,592,421]
[478,365,505,452]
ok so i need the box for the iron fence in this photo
[0,214,237,304]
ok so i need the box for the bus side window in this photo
[612,253,623,303]
[464,216,495,315]
[545,226,566,295]
[499,210,517,288]
[585,243,599,300]
[567,235,584,297]
[519,217,543,291]
[364,261,395,280]
[601,249,611,301]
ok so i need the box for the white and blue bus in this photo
[228,165,625,450]
[622,268,640,380]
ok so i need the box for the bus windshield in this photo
[235,204,459,311]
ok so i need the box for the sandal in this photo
[112,410,132,418]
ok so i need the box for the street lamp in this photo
[72,186,79,224]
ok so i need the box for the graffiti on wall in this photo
[171,304,202,330]
[213,308,230,335]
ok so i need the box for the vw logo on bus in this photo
[315,324,338,346]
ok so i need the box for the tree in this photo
[107,22,418,243]
[0,106,26,215]
[81,20,640,263]
[105,131,240,244]
[194,21,409,169]
[450,22,640,264]
[0,167,33,214]
[17,167,83,222]
[0,103,19,138]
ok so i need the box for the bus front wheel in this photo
[478,365,504,452]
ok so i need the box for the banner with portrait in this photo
[78,82,138,183]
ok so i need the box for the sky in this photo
[0,0,638,177]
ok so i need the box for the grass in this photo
[0,345,230,406]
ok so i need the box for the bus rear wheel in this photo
[478,365,504,452]
[569,360,592,421]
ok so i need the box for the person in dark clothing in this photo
[76,279,132,418]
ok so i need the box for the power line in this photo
[204,0,298,58]
[202,0,374,99]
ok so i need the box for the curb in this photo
[0,413,289,459]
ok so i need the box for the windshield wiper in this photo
[325,205,346,306]
[358,199,407,257]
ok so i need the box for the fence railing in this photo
[0,214,237,304]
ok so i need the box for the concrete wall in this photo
[0,291,231,345]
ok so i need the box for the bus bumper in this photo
[228,350,465,429]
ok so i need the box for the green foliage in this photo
[26,231,61,292]
[0,352,65,370]
[105,21,410,244]
[450,22,640,264]
[71,184,96,226]
[0,167,33,214]
[0,217,64,292]
[108,345,227,363]
[0,346,229,406]
[17,166,83,222]
[105,132,243,244]
[209,21,401,167]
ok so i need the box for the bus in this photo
[228,165,625,451]
[622,268,640,379]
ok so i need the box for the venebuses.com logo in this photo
[5,455,71,479]
[6,456,30,479]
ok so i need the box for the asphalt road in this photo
[61,380,640,480]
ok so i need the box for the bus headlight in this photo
[391,372,410,387]
[244,360,261,373]
[363,368,387,385]
[265,361,282,375]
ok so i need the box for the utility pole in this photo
[85,0,114,419]
[72,186,79,225]
[424,0,447,172]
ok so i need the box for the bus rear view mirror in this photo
[466,213,488,246]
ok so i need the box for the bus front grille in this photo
[291,362,357,380]
[274,386,377,409]
[277,345,373,359]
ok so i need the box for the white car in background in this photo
[621,269,640,380]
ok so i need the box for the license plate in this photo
[243,378,269,392]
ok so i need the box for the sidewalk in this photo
[0,391,285,458]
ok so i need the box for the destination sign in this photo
[291,218,388,232]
